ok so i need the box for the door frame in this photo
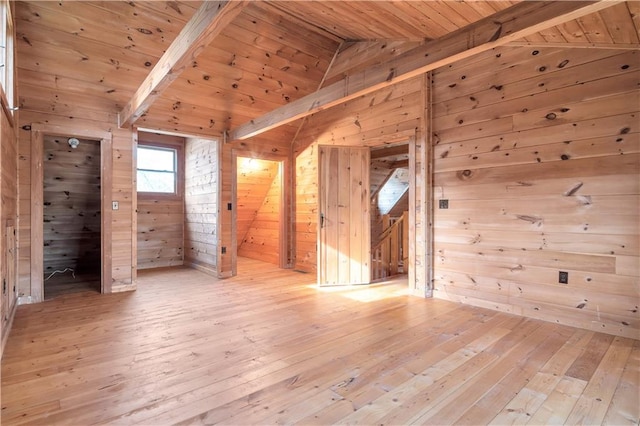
[30,124,113,302]
[231,149,291,272]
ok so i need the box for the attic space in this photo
[0,0,638,424]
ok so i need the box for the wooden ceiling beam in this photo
[118,1,247,128]
[507,41,640,50]
[228,0,620,141]
[389,159,410,169]
[370,144,410,159]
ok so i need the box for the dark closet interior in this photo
[43,135,101,299]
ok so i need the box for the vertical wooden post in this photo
[219,141,234,278]
[390,224,398,276]
[408,135,417,292]
[381,214,390,278]
[30,128,44,303]
[423,72,434,297]
[411,72,434,297]
[402,210,409,272]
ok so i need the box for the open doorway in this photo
[235,156,283,267]
[30,124,112,304]
[42,135,102,299]
[370,143,410,281]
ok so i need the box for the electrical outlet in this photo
[112,201,119,210]
[439,199,449,209]
[559,271,569,284]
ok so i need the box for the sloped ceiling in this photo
[15,1,640,140]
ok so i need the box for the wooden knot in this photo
[457,169,473,180]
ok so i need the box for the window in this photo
[0,0,15,114]
[137,145,178,194]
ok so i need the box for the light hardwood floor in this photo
[2,258,638,425]
[44,272,101,300]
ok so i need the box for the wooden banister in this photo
[371,211,408,281]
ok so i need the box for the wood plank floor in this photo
[44,271,101,300]
[1,258,638,425]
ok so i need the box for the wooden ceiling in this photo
[15,1,640,140]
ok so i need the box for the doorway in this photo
[235,156,284,268]
[370,143,410,281]
[42,136,101,299]
[30,124,112,303]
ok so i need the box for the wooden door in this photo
[318,146,370,285]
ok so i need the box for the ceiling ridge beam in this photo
[228,0,620,142]
[118,0,247,128]
[507,41,640,50]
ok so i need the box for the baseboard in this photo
[17,295,34,305]
[1,299,18,359]
[111,283,137,293]
[184,260,217,277]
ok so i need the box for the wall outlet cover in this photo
[559,271,569,284]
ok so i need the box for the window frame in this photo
[0,0,15,120]
[136,139,184,201]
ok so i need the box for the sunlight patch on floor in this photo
[309,278,409,302]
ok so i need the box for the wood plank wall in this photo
[42,135,101,276]
[236,159,279,246]
[292,43,638,337]
[184,137,219,275]
[294,144,318,273]
[431,47,639,339]
[237,158,281,265]
[17,113,136,298]
[136,133,185,270]
[1,105,18,352]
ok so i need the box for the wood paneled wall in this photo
[1,105,18,352]
[236,158,281,265]
[431,47,639,338]
[184,137,219,275]
[43,135,101,276]
[236,158,279,246]
[17,113,136,299]
[294,144,318,273]
[292,42,638,337]
[136,133,184,270]
[137,198,183,269]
